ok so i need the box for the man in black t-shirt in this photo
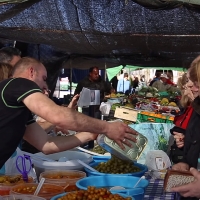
[0,57,137,168]
[74,67,112,102]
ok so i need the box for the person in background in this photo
[74,66,112,102]
[149,72,161,86]
[74,66,113,119]
[0,57,137,169]
[117,69,124,80]
[132,77,139,89]
[110,75,118,92]
[0,63,13,81]
[167,71,173,81]
[140,75,145,82]
[152,73,179,92]
[140,75,146,86]
[0,47,21,66]
[117,73,131,95]
[166,73,175,86]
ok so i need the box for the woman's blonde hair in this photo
[177,73,188,90]
[177,73,191,108]
[0,63,13,82]
[189,56,200,87]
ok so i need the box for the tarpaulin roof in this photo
[1,0,200,94]
[0,0,200,70]
[106,65,186,81]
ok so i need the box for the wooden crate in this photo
[114,107,138,122]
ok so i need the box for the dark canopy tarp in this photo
[0,0,200,92]
[0,0,200,69]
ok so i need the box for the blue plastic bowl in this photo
[92,155,111,163]
[84,160,148,177]
[76,176,149,200]
[51,192,134,200]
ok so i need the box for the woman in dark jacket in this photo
[172,56,200,200]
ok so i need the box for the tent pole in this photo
[70,60,72,95]
[13,41,16,48]
[104,62,107,81]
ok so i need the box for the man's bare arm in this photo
[23,92,107,133]
[23,92,137,149]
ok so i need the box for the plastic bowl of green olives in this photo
[84,156,148,177]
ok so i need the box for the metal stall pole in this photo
[70,59,72,95]
[104,61,107,81]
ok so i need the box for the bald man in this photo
[0,57,137,168]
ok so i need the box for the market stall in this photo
[0,80,181,200]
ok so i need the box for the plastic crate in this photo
[165,115,174,124]
[137,112,167,123]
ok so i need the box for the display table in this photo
[144,174,177,200]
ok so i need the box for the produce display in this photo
[0,175,33,185]
[137,86,159,97]
[91,145,108,155]
[13,185,37,193]
[110,93,125,98]
[111,103,121,111]
[42,173,82,179]
[11,183,64,199]
[39,170,86,192]
[57,186,131,200]
[94,156,141,174]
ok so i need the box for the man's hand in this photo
[106,121,138,149]
[172,162,189,171]
[171,168,200,198]
[68,94,79,110]
[173,132,184,148]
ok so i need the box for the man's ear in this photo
[29,67,34,78]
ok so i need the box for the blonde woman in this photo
[172,57,200,200]
[172,73,198,150]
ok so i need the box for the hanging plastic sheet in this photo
[129,123,174,164]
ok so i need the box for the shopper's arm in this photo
[23,122,98,154]
[36,118,56,133]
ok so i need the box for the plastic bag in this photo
[99,102,111,116]
[145,150,171,179]
[0,147,37,182]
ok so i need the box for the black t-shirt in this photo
[74,76,112,102]
[0,78,42,168]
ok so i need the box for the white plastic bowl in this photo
[32,150,93,177]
